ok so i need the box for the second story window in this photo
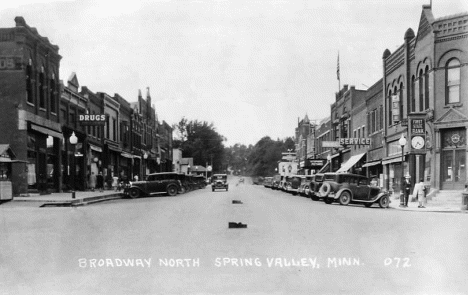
[26,60,33,104]
[446,59,460,104]
[39,70,45,109]
[50,75,56,113]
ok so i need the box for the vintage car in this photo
[193,175,207,189]
[124,172,181,198]
[212,174,228,191]
[319,172,390,208]
[308,173,325,201]
[286,175,303,195]
[271,175,282,190]
[298,175,314,196]
[263,177,273,188]
[280,176,290,191]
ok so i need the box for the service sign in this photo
[78,114,107,126]
[339,138,371,145]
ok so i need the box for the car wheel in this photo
[324,198,333,204]
[339,191,351,206]
[128,188,141,199]
[212,188,215,192]
[364,203,373,208]
[319,182,331,197]
[379,195,389,208]
[167,185,178,196]
[179,186,187,194]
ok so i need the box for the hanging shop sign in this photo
[78,114,107,126]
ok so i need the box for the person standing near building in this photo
[96,172,104,192]
[413,178,426,208]
[89,172,97,192]
[403,175,412,207]
[112,173,119,191]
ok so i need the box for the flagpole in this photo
[337,51,341,92]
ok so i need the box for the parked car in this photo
[252,176,264,185]
[298,175,314,196]
[319,172,390,208]
[212,174,228,191]
[286,175,303,195]
[280,176,290,191]
[272,175,282,190]
[124,172,181,198]
[308,173,325,201]
[263,177,273,188]
[194,175,207,189]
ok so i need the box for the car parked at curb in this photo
[318,172,390,208]
[286,175,302,195]
[124,172,181,198]
[308,173,325,201]
[272,175,282,190]
[263,177,273,188]
[212,174,228,191]
[298,175,314,196]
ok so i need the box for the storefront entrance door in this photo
[441,128,466,190]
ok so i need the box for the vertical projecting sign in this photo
[408,113,426,154]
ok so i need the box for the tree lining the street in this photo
[245,136,295,177]
[173,118,226,173]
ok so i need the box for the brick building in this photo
[0,17,62,195]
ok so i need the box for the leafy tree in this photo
[246,136,295,176]
[173,118,226,173]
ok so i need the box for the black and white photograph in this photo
[1,0,467,294]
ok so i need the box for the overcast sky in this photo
[1,0,467,146]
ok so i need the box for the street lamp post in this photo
[399,134,407,207]
[327,154,332,172]
[69,132,78,195]
[187,165,191,175]
[143,152,148,178]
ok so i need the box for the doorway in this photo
[440,128,466,190]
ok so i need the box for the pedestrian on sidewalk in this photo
[413,178,426,208]
[112,173,119,191]
[89,172,97,192]
[403,175,412,207]
[96,172,104,192]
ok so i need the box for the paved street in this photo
[1,176,467,295]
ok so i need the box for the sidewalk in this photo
[388,191,467,213]
[12,190,124,206]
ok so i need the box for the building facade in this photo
[0,17,62,195]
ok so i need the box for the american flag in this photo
[337,52,340,81]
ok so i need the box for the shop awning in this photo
[336,152,366,173]
[30,124,63,140]
[362,160,381,168]
[89,144,102,152]
[0,158,28,163]
[382,156,405,165]
[107,145,121,153]
[121,152,133,159]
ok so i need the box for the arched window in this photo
[424,66,429,110]
[419,69,424,112]
[446,59,460,104]
[411,76,416,113]
[399,83,404,120]
[26,59,33,104]
[388,89,393,126]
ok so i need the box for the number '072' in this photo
[384,257,411,268]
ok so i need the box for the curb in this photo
[13,193,124,207]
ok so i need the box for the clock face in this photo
[411,136,425,149]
